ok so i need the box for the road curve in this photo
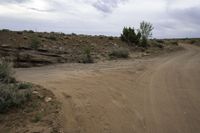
[16,44,200,133]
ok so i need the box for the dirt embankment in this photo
[16,44,200,133]
[0,30,180,67]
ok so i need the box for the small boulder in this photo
[45,97,52,102]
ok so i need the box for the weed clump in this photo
[0,84,31,112]
[30,36,41,50]
[82,47,93,63]
[48,35,57,41]
[109,48,129,59]
[0,59,32,112]
[0,60,14,83]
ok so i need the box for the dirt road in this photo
[16,44,200,133]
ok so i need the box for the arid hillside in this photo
[0,29,180,67]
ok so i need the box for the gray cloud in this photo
[170,6,200,25]
[93,0,127,13]
[27,7,55,12]
[0,0,200,38]
[0,0,28,4]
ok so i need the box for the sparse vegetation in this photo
[82,47,93,63]
[1,29,10,32]
[171,41,178,45]
[48,34,57,41]
[17,82,32,90]
[109,48,129,59]
[17,31,23,35]
[30,36,41,49]
[71,33,77,36]
[0,59,32,112]
[0,29,183,67]
[151,40,164,49]
[108,36,114,40]
[0,59,14,83]
[0,84,31,112]
[28,30,34,33]
[156,39,164,43]
[32,112,43,123]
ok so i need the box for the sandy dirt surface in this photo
[16,44,200,133]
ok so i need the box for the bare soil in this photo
[15,43,200,133]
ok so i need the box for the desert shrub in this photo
[82,47,93,63]
[190,40,196,44]
[121,27,141,45]
[30,36,41,49]
[156,40,164,43]
[99,36,104,39]
[1,29,10,32]
[17,31,23,35]
[28,30,34,33]
[0,59,14,83]
[149,40,163,48]
[17,82,32,90]
[48,35,57,41]
[0,84,31,112]
[155,42,164,49]
[0,60,32,112]
[71,33,77,36]
[108,36,114,40]
[171,41,178,45]
[38,34,43,38]
[109,48,129,59]
[140,37,148,48]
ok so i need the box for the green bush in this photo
[190,40,196,44]
[153,41,164,48]
[0,59,14,83]
[0,59,32,112]
[121,27,141,45]
[71,33,77,36]
[48,35,57,41]
[171,41,178,45]
[156,40,164,43]
[1,29,10,32]
[109,48,129,59]
[30,36,41,49]
[17,82,32,90]
[0,84,31,112]
[82,47,93,63]
[108,36,114,40]
[140,37,148,48]
[28,30,34,33]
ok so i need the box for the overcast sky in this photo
[0,0,199,38]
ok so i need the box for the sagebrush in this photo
[110,48,129,59]
[0,59,32,112]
